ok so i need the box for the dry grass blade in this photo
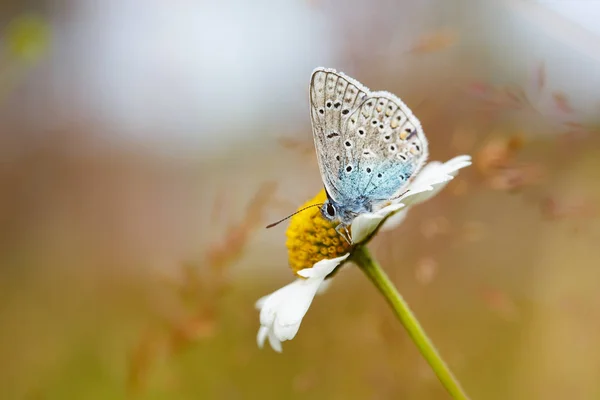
[127,330,165,394]
[475,135,544,192]
[128,181,279,393]
[487,164,545,192]
[533,62,546,94]
[552,91,573,113]
[540,196,598,220]
[503,85,529,107]
[206,181,278,271]
[278,137,314,157]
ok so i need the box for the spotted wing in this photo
[341,90,429,207]
[309,67,369,202]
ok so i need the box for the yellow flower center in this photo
[286,189,352,275]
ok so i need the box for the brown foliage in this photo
[475,135,544,192]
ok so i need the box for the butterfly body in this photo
[309,67,429,238]
[320,191,370,226]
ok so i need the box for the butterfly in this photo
[309,67,429,241]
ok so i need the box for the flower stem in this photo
[352,245,470,400]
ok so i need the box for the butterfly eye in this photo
[326,203,336,217]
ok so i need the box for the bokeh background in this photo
[1,0,600,399]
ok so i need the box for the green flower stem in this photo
[352,245,470,400]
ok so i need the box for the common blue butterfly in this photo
[309,67,429,240]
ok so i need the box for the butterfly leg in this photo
[335,224,352,245]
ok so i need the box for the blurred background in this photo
[1,0,600,399]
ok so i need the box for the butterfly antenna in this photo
[265,204,323,229]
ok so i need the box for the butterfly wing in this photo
[309,67,369,202]
[310,67,429,211]
[342,90,429,207]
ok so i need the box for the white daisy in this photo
[256,254,349,352]
[256,155,471,352]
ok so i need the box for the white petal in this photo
[443,155,472,175]
[401,155,471,207]
[399,182,443,207]
[351,202,406,243]
[270,279,322,341]
[257,326,268,349]
[416,155,471,184]
[273,317,302,342]
[351,213,384,244]
[267,330,283,353]
[255,259,346,352]
[255,294,268,310]
[297,253,349,279]
[259,279,303,327]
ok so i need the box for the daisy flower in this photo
[256,155,471,352]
